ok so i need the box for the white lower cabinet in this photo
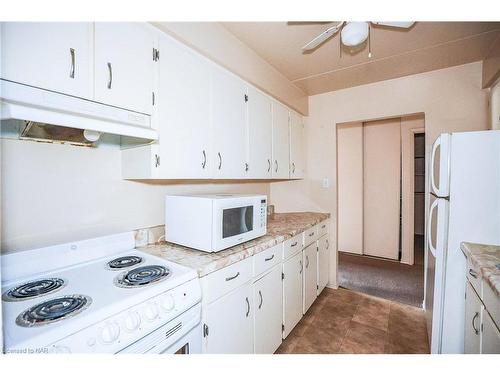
[282,251,303,338]
[317,234,330,295]
[482,310,500,354]
[303,243,318,313]
[253,265,283,354]
[465,281,483,354]
[203,282,253,354]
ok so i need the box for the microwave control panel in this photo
[260,199,267,228]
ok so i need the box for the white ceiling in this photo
[221,22,500,95]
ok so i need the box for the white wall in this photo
[270,62,490,288]
[1,139,269,253]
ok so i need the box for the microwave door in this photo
[430,133,451,198]
[426,194,449,354]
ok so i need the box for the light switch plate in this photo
[322,178,330,188]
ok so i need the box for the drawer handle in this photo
[291,241,298,247]
[309,232,315,237]
[258,290,263,309]
[264,254,275,262]
[468,269,478,279]
[306,255,309,268]
[472,312,480,335]
[245,297,250,317]
[225,272,240,282]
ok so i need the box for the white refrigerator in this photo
[425,130,500,353]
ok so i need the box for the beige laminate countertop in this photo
[461,242,500,297]
[139,212,330,277]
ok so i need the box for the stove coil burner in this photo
[115,265,170,288]
[16,294,91,327]
[2,278,66,302]
[107,255,144,270]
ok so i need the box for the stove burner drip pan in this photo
[115,265,170,288]
[3,278,66,302]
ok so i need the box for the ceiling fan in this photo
[300,21,415,53]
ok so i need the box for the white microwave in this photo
[165,194,267,252]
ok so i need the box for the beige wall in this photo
[482,34,500,88]
[491,79,500,130]
[1,139,269,253]
[153,22,308,115]
[270,62,489,288]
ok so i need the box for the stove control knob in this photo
[123,311,141,332]
[159,294,175,312]
[142,302,159,321]
[99,322,120,344]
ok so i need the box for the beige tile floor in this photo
[276,288,430,354]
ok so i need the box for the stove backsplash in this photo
[134,225,166,248]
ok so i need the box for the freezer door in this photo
[425,194,449,354]
[430,133,451,198]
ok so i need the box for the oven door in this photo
[213,197,266,252]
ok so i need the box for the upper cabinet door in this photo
[272,102,290,179]
[94,23,155,115]
[247,86,272,179]
[289,111,306,179]
[1,22,92,98]
[211,67,247,178]
[156,35,212,178]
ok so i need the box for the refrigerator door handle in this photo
[430,136,441,196]
[428,197,439,257]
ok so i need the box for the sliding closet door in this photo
[337,123,363,255]
[363,118,401,260]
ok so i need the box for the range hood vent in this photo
[20,121,95,147]
[0,80,158,143]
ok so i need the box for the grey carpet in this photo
[338,236,424,307]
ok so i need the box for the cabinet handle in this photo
[299,260,303,274]
[107,62,113,89]
[69,48,75,79]
[472,312,480,335]
[154,154,160,168]
[309,232,315,237]
[264,254,274,262]
[245,162,249,172]
[291,241,298,247]
[217,152,222,170]
[258,291,263,309]
[267,159,271,173]
[201,150,207,169]
[203,323,209,337]
[245,297,250,317]
[306,255,309,268]
[326,239,329,249]
[292,162,296,174]
[322,224,326,229]
[225,272,239,282]
[275,160,278,173]
[468,269,478,279]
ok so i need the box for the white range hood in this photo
[0,80,158,142]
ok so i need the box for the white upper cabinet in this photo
[272,102,290,179]
[156,35,212,178]
[289,111,306,179]
[246,86,273,179]
[211,67,248,178]
[1,22,92,99]
[94,23,155,115]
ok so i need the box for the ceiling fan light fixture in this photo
[341,22,369,47]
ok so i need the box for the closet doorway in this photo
[336,114,425,306]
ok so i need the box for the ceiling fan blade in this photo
[371,21,415,29]
[301,22,344,51]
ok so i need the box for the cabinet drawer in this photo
[253,244,282,277]
[201,257,253,304]
[466,258,483,299]
[283,233,304,260]
[318,220,329,238]
[304,225,319,247]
